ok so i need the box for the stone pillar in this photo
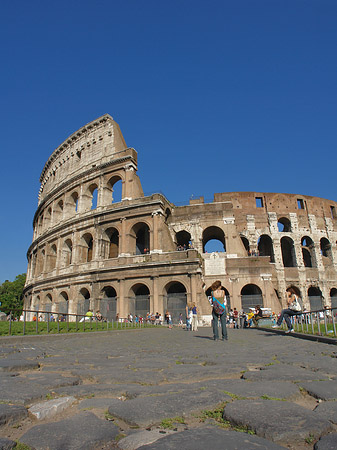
[118,279,125,318]
[123,164,137,200]
[119,218,128,255]
[190,273,197,307]
[152,277,159,313]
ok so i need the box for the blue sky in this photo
[1,0,336,282]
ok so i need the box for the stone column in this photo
[119,218,128,255]
[152,276,159,313]
[190,273,197,306]
[151,210,162,253]
[123,164,137,200]
[118,278,125,318]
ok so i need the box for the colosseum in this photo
[23,114,337,323]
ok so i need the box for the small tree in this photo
[0,274,26,317]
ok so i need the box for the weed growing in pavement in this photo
[160,416,185,429]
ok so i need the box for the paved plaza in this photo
[0,327,337,450]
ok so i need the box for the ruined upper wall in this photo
[38,114,127,204]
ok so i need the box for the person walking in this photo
[210,280,228,341]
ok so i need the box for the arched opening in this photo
[129,284,150,319]
[44,294,52,317]
[164,282,187,323]
[281,236,297,267]
[206,286,231,310]
[203,226,226,253]
[176,230,192,250]
[54,200,64,223]
[241,284,263,312]
[240,236,250,255]
[38,215,44,234]
[108,176,123,203]
[320,238,333,265]
[132,223,150,255]
[105,228,119,258]
[78,288,90,316]
[89,184,98,210]
[101,286,117,321]
[71,192,79,213]
[63,239,72,266]
[301,236,316,268]
[45,207,52,229]
[258,235,275,262]
[58,291,69,315]
[330,288,337,316]
[82,233,93,262]
[308,286,323,311]
[48,244,57,271]
[277,217,291,232]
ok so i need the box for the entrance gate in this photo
[164,293,187,324]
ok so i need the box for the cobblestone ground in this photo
[0,327,337,450]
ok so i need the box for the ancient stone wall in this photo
[23,115,337,323]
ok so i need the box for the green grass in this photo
[160,416,185,429]
[14,443,33,450]
[0,321,155,336]
[267,323,337,338]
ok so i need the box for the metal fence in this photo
[1,309,147,336]
[275,307,337,338]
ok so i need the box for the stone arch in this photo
[81,233,93,262]
[63,239,73,266]
[130,222,150,255]
[107,175,123,203]
[129,283,150,319]
[104,227,119,258]
[308,286,323,311]
[301,236,316,268]
[78,287,91,315]
[47,244,57,272]
[101,285,117,321]
[36,248,45,275]
[281,236,297,267]
[163,281,187,323]
[202,226,226,253]
[54,199,63,223]
[258,235,275,262]
[240,236,250,255]
[44,293,53,314]
[58,291,69,314]
[320,238,333,265]
[330,288,337,314]
[89,183,98,210]
[71,191,79,213]
[241,284,263,312]
[278,217,291,232]
[176,230,191,250]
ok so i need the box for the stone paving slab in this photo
[0,404,28,426]
[314,401,337,423]
[108,391,232,427]
[299,380,337,401]
[118,429,176,449]
[314,433,337,449]
[242,363,329,382]
[29,396,76,420]
[137,427,287,449]
[0,359,39,372]
[20,411,120,450]
[220,379,300,399]
[0,437,16,450]
[0,373,81,405]
[223,399,333,444]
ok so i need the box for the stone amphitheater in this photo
[23,114,337,323]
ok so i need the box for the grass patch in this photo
[233,425,255,435]
[305,433,315,444]
[260,395,285,401]
[104,411,115,421]
[160,416,185,429]
[14,442,33,450]
[199,403,228,424]
[223,391,246,400]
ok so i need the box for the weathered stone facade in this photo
[23,114,337,323]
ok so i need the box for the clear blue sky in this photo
[1,0,336,283]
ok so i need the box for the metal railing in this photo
[271,307,337,338]
[0,309,148,336]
